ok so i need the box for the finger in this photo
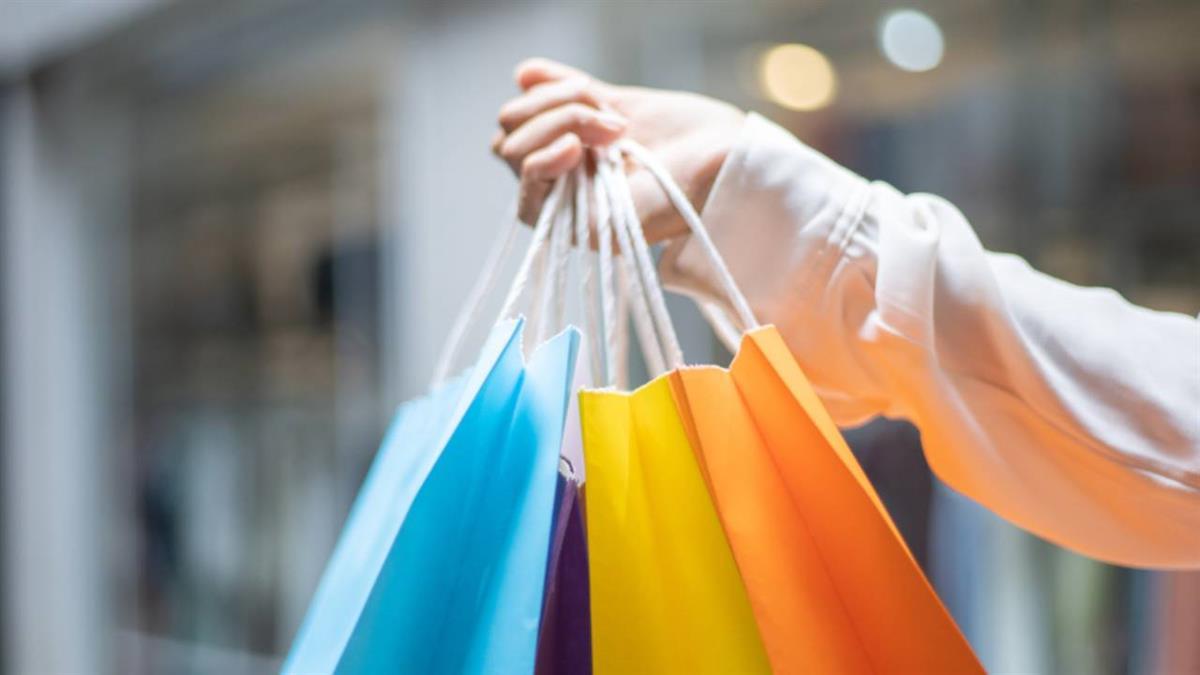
[518,133,583,225]
[499,103,625,172]
[490,128,506,157]
[514,57,591,91]
[491,128,517,177]
[498,76,604,133]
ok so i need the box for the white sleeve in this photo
[659,113,1200,568]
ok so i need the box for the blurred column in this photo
[379,1,603,402]
[2,82,124,674]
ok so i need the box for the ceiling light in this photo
[879,9,944,72]
[758,43,838,112]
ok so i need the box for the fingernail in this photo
[594,111,627,132]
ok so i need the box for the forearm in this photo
[660,113,1200,567]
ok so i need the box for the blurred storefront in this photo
[2,1,1197,673]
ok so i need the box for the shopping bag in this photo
[580,376,770,674]
[622,130,981,674]
[443,325,577,673]
[535,467,591,675]
[286,173,584,674]
[535,327,593,675]
[284,316,521,673]
[591,140,980,674]
[284,319,578,673]
[574,149,769,674]
[670,327,981,673]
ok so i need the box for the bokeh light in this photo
[879,9,944,72]
[758,43,838,111]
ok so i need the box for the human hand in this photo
[492,58,745,243]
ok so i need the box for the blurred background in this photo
[2,0,1197,673]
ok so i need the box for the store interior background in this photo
[2,0,1197,673]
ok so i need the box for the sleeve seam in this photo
[790,177,877,303]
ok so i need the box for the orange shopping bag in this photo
[593,140,980,674]
[669,326,982,674]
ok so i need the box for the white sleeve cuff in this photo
[659,112,871,335]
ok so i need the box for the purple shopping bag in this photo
[536,465,591,674]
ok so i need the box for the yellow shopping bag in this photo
[576,148,768,674]
[580,376,770,674]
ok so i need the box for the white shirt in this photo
[660,113,1200,568]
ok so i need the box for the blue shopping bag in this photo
[284,317,579,674]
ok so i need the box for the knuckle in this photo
[562,102,592,124]
[497,102,521,130]
[559,76,589,99]
[543,77,595,109]
[574,77,599,103]
[577,88,600,109]
[560,131,582,149]
[498,137,521,163]
[520,153,544,179]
